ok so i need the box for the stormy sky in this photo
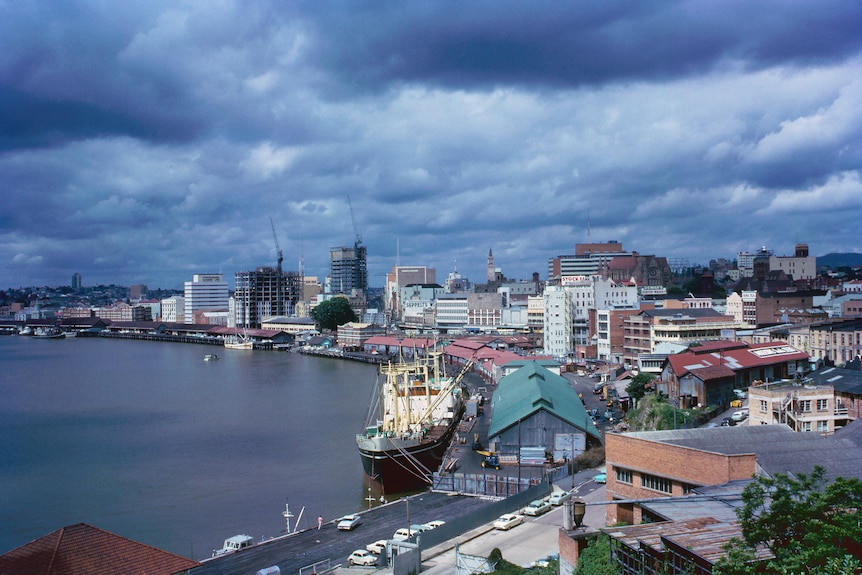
[2,1,861,290]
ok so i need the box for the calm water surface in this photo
[0,336,377,559]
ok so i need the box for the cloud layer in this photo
[2,1,861,288]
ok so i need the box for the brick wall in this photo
[604,433,757,524]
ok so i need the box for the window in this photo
[817,421,829,433]
[641,473,672,494]
[615,468,632,484]
[817,399,828,411]
[802,421,812,432]
[760,400,768,412]
[799,400,811,412]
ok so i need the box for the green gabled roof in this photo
[488,361,602,440]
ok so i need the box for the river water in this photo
[0,335,378,560]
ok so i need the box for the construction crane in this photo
[347,195,362,249]
[270,218,284,316]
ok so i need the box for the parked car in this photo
[548,490,573,506]
[347,549,378,566]
[721,417,736,427]
[493,513,524,530]
[392,528,413,541]
[337,514,361,531]
[425,520,446,529]
[733,389,747,399]
[730,399,744,408]
[731,410,749,422]
[366,540,388,554]
[593,471,607,484]
[523,499,552,516]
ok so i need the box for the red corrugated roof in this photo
[0,523,200,575]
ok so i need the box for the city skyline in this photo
[2,2,861,290]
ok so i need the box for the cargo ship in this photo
[356,351,471,494]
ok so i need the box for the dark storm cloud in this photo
[1,0,860,288]
[307,1,862,90]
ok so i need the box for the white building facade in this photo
[183,274,229,324]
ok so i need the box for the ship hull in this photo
[358,416,460,494]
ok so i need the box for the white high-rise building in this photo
[161,296,185,323]
[543,286,574,359]
[183,274,229,324]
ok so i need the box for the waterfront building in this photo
[160,296,184,323]
[399,283,444,328]
[183,274,228,325]
[234,267,303,329]
[336,322,386,351]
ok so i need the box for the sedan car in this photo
[425,520,446,529]
[548,490,573,506]
[493,513,524,530]
[593,472,607,484]
[337,514,361,531]
[347,549,378,566]
[523,499,552,516]
[366,540,388,554]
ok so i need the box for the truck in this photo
[477,450,501,470]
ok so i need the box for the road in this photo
[411,478,607,574]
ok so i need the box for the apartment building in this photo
[748,380,850,434]
[623,308,737,366]
[809,318,862,366]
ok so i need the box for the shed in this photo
[487,361,602,463]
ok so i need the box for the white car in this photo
[347,549,378,566]
[731,410,749,422]
[548,490,573,506]
[493,513,524,530]
[523,499,552,516]
[425,520,446,529]
[337,514,361,531]
[366,540,388,554]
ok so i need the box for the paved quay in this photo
[189,491,496,575]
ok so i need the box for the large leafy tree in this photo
[714,467,862,575]
[310,297,358,331]
[625,373,653,407]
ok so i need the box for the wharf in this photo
[189,491,499,575]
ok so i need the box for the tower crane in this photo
[270,218,284,316]
[347,195,362,249]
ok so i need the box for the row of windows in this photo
[615,468,673,494]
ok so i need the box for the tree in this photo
[310,297,357,331]
[714,467,862,575]
[574,533,619,575]
[625,373,653,407]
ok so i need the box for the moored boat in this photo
[356,350,472,494]
[224,333,254,350]
[33,326,66,339]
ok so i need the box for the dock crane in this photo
[270,218,284,316]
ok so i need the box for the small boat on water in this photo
[204,353,219,361]
[33,327,66,339]
[224,334,254,350]
[356,350,472,494]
